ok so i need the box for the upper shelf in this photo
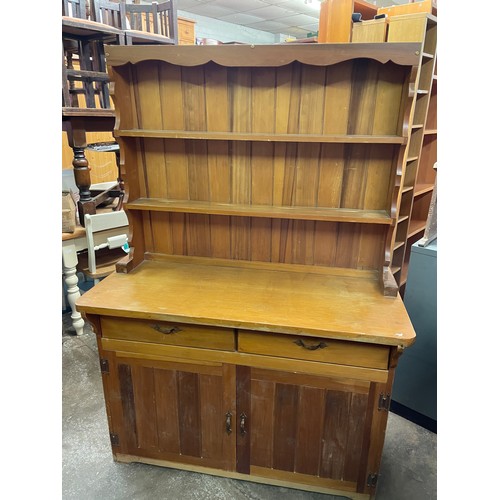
[115,129,406,144]
[104,42,422,68]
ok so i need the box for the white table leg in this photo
[62,244,85,336]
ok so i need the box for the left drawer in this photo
[100,316,235,351]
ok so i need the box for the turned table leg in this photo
[62,245,85,336]
[65,121,97,225]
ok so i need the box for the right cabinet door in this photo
[243,367,380,494]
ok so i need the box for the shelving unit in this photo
[76,43,419,500]
[386,13,437,296]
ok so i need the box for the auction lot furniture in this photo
[77,43,418,499]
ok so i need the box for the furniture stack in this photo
[76,42,419,500]
[62,0,179,224]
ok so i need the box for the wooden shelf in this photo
[106,42,422,68]
[391,265,401,275]
[401,186,413,193]
[397,215,409,223]
[116,129,407,144]
[414,183,434,197]
[126,198,393,224]
[62,107,115,118]
[387,12,437,295]
[407,219,426,238]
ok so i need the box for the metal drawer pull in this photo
[294,338,327,351]
[240,413,247,436]
[225,411,232,435]
[152,325,182,335]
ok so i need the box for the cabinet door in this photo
[238,367,380,493]
[102,351,236,471]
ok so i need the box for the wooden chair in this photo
[62,0,124,110]
[62,0,88,18]
[91,0,126,31]
[76,211,129,285]
[122,1,178,45]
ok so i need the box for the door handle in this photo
[240,413,247,436]
[225,411,232,435]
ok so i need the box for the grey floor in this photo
[62,312,437,500]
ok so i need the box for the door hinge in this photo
[367,473,378,487]
[110,433,119,446]
[100,358,109,374]
[378,393,391,411]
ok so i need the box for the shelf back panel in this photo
[114,59,409,137]
[107,45,417,281]
[129,139,398,212]
[142,212,386,271]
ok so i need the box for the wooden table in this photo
[62,108,116,224]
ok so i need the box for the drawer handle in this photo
[225,411,232,435]
[152,325,182,335]
[294,338,327,351]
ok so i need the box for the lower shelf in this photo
[126,198,393,224]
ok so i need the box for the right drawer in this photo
[238,331,389,370]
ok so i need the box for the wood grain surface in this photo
[77,258,415,346]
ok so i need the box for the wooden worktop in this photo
[76,257,415,347]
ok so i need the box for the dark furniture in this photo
[123,0,178,45]
[62,1,178,222]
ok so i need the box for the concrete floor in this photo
[62,312,436,500]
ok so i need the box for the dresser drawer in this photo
[238,331,389,370]
[101,317,235,351]
[177,18,195,45]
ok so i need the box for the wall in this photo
[178,10,285,44]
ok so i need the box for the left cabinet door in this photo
[101,350,237,471]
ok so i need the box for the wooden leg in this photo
[65,121,97,225]
[62,245,85,336]
[62,115,116,223]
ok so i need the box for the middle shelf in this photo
[126,198,393,224]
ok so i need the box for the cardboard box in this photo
[62,191,76,233]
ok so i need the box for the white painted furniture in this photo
[80,211,129,285]
[62,210,129,335]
